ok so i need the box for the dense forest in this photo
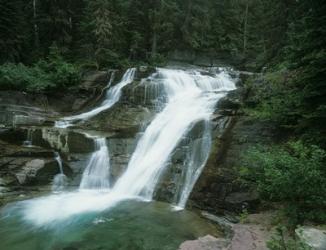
[0,0,324,134]
[0,0,325,249]
[0,0,292,67]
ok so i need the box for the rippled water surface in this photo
[0,200,221,250]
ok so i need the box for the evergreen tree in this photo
[0,0,27,63]
[285,0,326,135]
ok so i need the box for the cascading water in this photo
[52,152,68,192]
[112,68,236,202]
[3,67,236,227]
[55,68,136,128]
[174,121,212,209]
[79,138,111,190]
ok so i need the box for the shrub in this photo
[267,226,312,250]
[240,141,326,225]
[0,63,54,92]
[245,71,302,129]
[0,46,80,92]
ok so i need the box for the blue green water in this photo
[0,199,221,250]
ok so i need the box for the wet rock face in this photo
[0,71,111,128]
[216,90,243,110]
[0,138,73,205]
[188,84,274,213]
[189,115,274,213]
[13,115,46,127]
[154,120,213,204]
[16,159,56,185]
[0,127,95,154]
[224,192,259,212]
[81,102,154,135]
[108,137,137,183]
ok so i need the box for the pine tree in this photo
[285,0,326,134]
[80,0,116,68]
[0,0,27,63]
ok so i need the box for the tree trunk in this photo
[151,30,157,58]
[33,0,39,48]
[151,0,161,58]
[243,1,249,55]
[182,0,192,40]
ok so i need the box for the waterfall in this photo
[112,68,236,202]
[174,121,212,209]
[23,129,34,147]
[18,67,237,226]
[52,152,68,192]
[79,138,111,190]
[55,68,136,128]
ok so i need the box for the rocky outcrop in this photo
[179,235,229,250]
[228,224,269,250]
[295,227,326,250]
[0,71,112,128]
[15,159,61,185]
[108,137,137,182]
[0,138,73,205]
[180,211,274,250]
[81,103,154,135]
[189,78,275,213]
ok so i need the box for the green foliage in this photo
[239,208,249,223]
[0,63,52,92]
[246,1,326,141]
[240,141,326,225]
[0,46,80,92]
[246,71,303,128]
[246,70,326,145]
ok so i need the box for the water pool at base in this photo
[0,200,221,250]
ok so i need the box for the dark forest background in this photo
[0,0,313,68]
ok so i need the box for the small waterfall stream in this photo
[52,152,68,192]
[79,138,111,190]
[174,121,212,209]
[55,68,136,128]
